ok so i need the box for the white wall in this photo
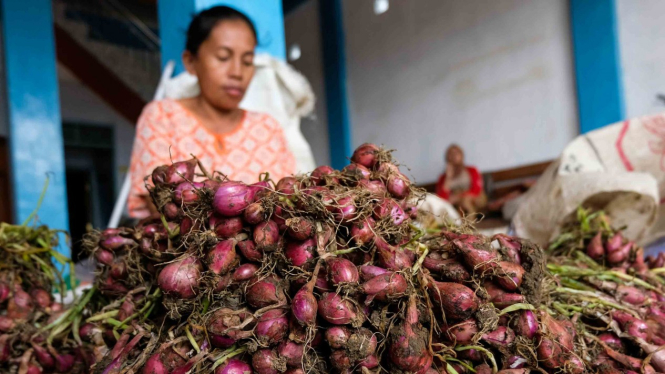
[284,0,331,167]
[57,64,136,195]
[616,0,665,119]
[342,0,579,184]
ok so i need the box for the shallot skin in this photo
[214,359,253,374]
[157,257,202,299]
[428,281,479,320]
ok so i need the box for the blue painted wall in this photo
[1,0,70,255]
[319,0,352,169]
[570,0,624,133]
[158,0,286,73]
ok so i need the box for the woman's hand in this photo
[443,164,453,190]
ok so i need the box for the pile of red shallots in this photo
[548,208,665,374]
[0,221,99,374]
[79,143,586,374]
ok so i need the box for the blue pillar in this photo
[319,0,352,169]
[158,0,286,74]
[570,0,624,133]
[1,1,70,255]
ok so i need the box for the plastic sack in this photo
[513,114,664,247]
[162,53,317,173]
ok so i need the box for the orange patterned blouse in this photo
[128,99,296,218]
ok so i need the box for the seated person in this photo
[435,144,487,214]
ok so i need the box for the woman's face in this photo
[184,19,256,111]
[446,147,464,166]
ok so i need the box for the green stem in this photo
[334,248,356,255]
[497,303,535,316]
[560,278,596,292]
[87,310,119,323]
[554,287,638,315]
[412,244,429,275]
[574,251,602,270]
[446,358,476,373]
[161,215,179,238]
[552,302,570,316]
[186,326,200,353]
[651,267,665,274]
[608,271,662,294]
[455,346,497,373]
[22,177,49,226]
[106,318,125,328]
[72,314,82,346]
[211,346,247,371]
[202,297,211,315]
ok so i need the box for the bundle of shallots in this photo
[0,221,100,374]
[548,208,665,374]
[81,143,585,374]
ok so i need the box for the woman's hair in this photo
[185,6,258,55]
[445,144,464,161]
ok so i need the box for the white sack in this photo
[513,114,665,247]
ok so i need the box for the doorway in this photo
[63,123,115,261]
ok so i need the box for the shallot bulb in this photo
[513,310,538,339]
[214,359,253,374]
[443,319,478,344]
[388,295,433,373]
[254,220,280,251]
[157,257,202,299]
[587,232,604,259]
[238,240,263,262]
[255,309,289,346]
[152,159,196,185]
[327,257,360,285]
[232,263,259,282]
[358,179,387,197]
[246,275,287,309]
[350,217,376,247]
[208,308,255,345]
[428,280,479,320]
[351,143,380,168]
[285,217,315,240]
[311,165,336,185]
[252,349,285,374]
[361,272,407,303]
[0,283,9,303]
[206,239,238,275]
[373,198,407,225]
[332,196,357,223]
[276,177,298,195]
[209,215,244,239]
[496,262,525,291]
[213,181,253,217]
[174,181,203,205]
[285,238,316,268]
[243,202,266,225]
[7,287,34,319]
[342,163,371,181]
[278,340,304,368]
[450,233,499,273]
[359,265,390,281]
[318,292,363,326]
[292,262,322,326]
[386,173,411,199]
[325,326,351,349]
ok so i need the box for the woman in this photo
[128,6,296,218]
[435,144,486,214]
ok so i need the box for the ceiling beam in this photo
[54,25,146,124]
